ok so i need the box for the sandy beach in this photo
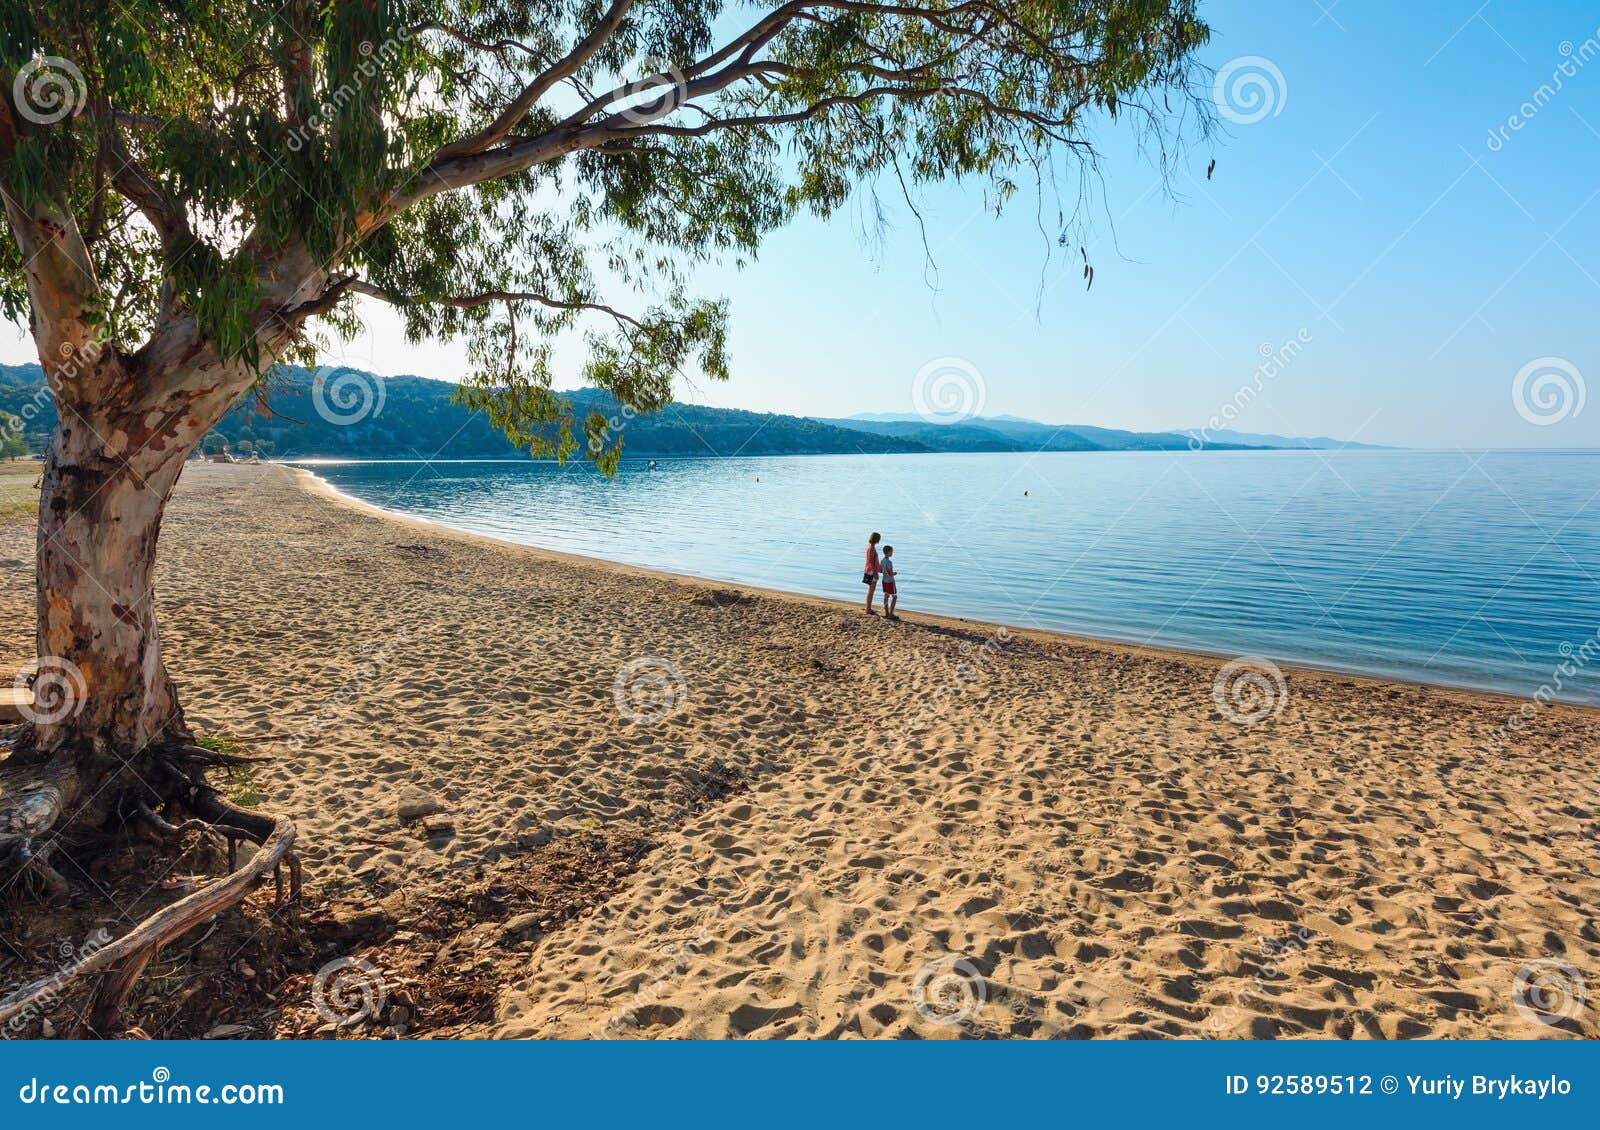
[2,461,1597,1039]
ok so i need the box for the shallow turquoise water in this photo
[301,450,1600,704]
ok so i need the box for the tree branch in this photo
[430,0,634,162]
[0,184,102,365]
[103,125,190,251]
[408,21,550,61]
[317,276,649,330]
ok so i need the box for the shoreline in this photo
[288,462,1593,717]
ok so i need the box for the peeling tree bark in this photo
[6,343,251,813]
[34,404,190,756]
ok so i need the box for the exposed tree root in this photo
[0,756,79,872]
[0,740,300,1036]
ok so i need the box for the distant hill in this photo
[816,417,1062,452]
[823,414,1259,452]
[223,373,932,457]
[0,364,926,458]
[0,363,53,450]
[831,412,1390,452]
[557,388,927,457]
[1180,427,1389,451]
[0,361,1389,458]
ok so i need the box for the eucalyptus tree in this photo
[0,2,1210,878]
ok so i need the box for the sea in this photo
[297,450,1600,705]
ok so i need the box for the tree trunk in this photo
[6,347,250,838]
[33,424,189,757]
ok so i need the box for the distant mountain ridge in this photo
[0,362,1387,458]
[0,364,926,458]
[1179,426,1388,451]
[835,412,1388,452]
[821,414,1254,452]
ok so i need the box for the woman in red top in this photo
[862,531,882,614]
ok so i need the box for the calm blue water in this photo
[300,451,1600,705]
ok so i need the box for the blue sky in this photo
[5,1,1598,448]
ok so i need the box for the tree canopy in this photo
[3,1,1211,466]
